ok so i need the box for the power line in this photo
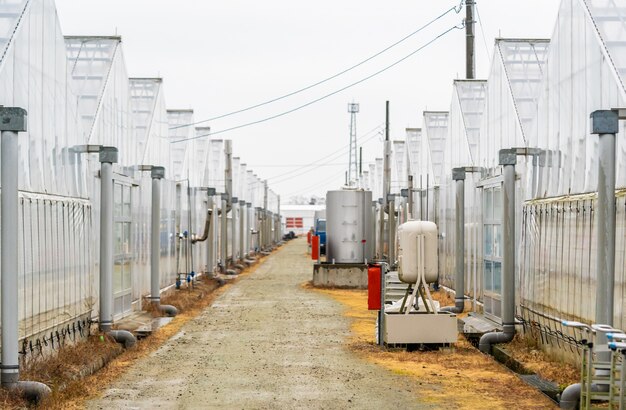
[171,22,465,144]
[474,2,491,63]
[283,173,344,198]
[169,1,464,131]
[267,125,384,183]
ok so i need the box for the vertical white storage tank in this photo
[326,189,373,263]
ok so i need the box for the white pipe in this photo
[1,127,20,385]
[593,110,618,326]
[150,167,177,317]
[0,107,51,401]
[480,155,516,353]
[98,146,117,333]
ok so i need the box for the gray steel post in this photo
[246,203,252,255]
[150,166,165,303]
[239,200,245,259]
[454,169,465,311]
[408,176,414,220]
[378,202,384,259]
[99,146,118,332]
[591,110,619,326]
[0,107,27,386]
[501,157,516,334]
[480,149,539,353]
[207,195,214,274]
[221,196,228,267]
[388,198,395,264]
[232,199,238,260]
[263,181,268,249]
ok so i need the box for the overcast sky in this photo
[55,0,561,202]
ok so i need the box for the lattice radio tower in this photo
[347,102,359,186]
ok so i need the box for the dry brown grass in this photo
[0,255,269,410]
[506,333,579,388]
[308,286,558,410]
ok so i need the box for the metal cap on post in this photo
[99,146,119,164]
[150,166,165,180]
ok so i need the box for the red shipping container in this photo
[311,235,319,260]
[368,265,381,310]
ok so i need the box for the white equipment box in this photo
[383,312,458,344]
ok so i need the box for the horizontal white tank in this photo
[326,189,373,263]
[397,220,438,284]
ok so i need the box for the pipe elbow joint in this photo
[441,300,464,314]
[10,381,51,404]
[559,383,581,409]
[559,381,608,409]
[159,304,178,317]
[108,329,137,349]
[478,328,515,354]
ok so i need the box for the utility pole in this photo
[466,0,475,79]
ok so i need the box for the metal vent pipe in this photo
[442,167,484,314]
[0,107,51,402]
[561,110,620,409]
[480,148,540,354]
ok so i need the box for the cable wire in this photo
[268,125,384,183]
[474,2,491,63]
[172,22,464,144]
[169,1,465,130]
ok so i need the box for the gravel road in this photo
[87,238,433,409]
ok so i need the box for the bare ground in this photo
[85,238,556,409]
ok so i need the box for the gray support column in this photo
[501,158,516,334]
[239,200,245,259]
[207,195,214,275]
[591,110,619,326]
[442,166,485,315]
[408,175,414,220]
[388,198,395,264]
[480,149,539,353]
[479,151,517,352]
[221,196,228,267]
[246,203,252,255]
[453,169,465,311]
[0,108,26,386]
[378,201,384,259]
[99,146,118,332]
[277,195,281,243]
[231,199,238,260]
[150,167,165,303]
[0,107,51,400]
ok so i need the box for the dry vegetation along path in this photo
[87,238,429,409]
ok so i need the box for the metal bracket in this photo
[150,166,165,179]
[591,110,619,134]
[499,147,542,165]
[0,107,27,132]
[98,146,118,164]
[71,144,103,154]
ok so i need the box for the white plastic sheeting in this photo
[519,0,626,333]
[438,81,487,306]
[0,0,281,353]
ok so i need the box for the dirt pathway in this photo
[87,238,432,409]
